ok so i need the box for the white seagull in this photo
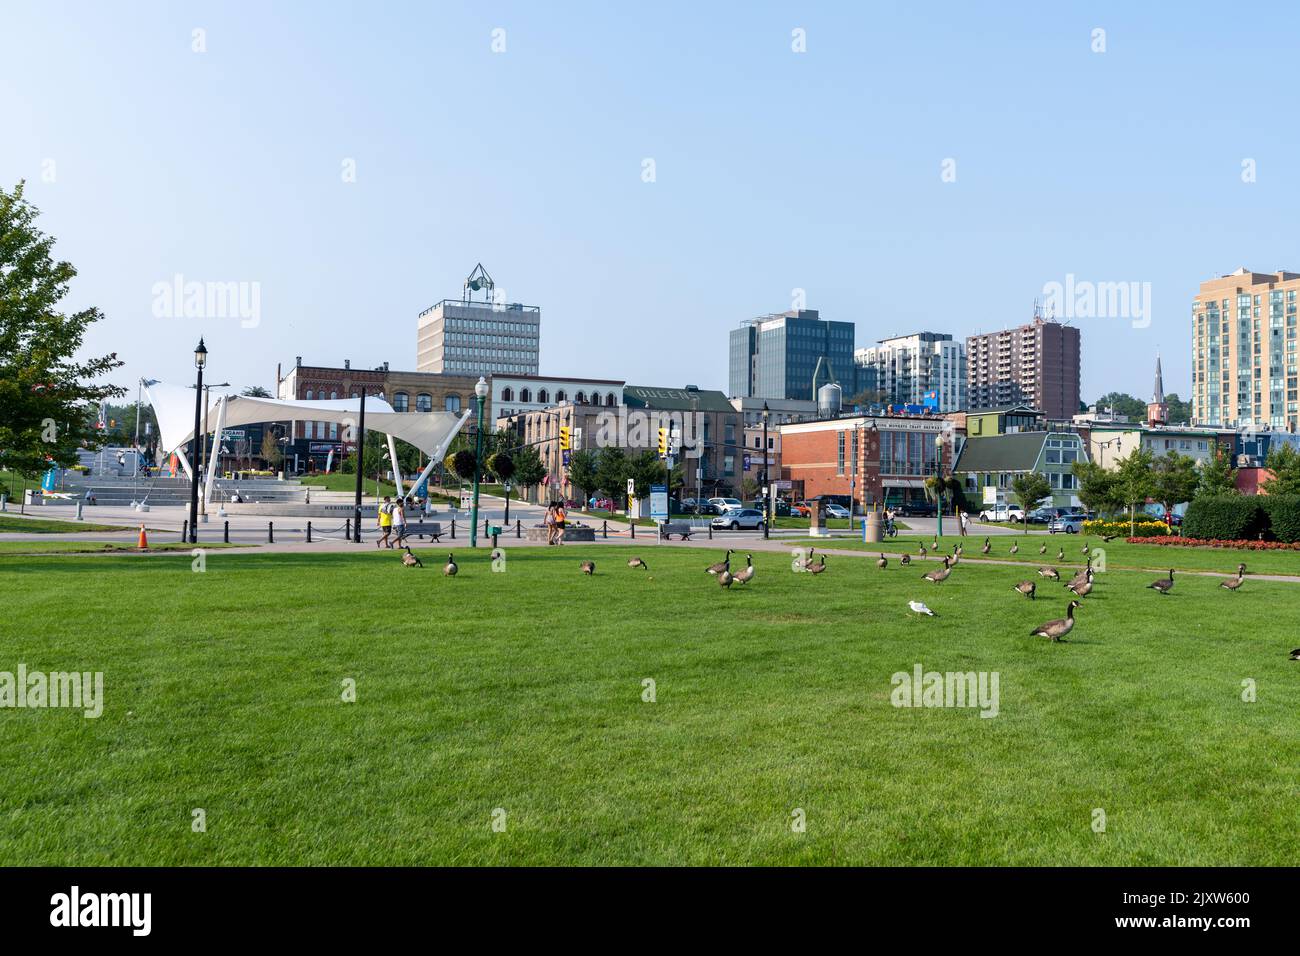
[908,600,937,617]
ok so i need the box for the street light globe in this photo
[474,376,489,399]
[194,338,208,369]
[934,434,943,448]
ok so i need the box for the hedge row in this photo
[1182,495,1300,543]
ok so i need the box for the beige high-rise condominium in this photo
[1191,268,1300,431]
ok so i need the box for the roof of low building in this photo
[624,385,735,412]
[953,431,1051,473]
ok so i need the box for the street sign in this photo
[650,484,668,520]
[742,454,751,471]
[573,427,583,451]
[983,485,997,505]
[627,478,636,497]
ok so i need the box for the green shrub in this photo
[1183,495,1264,540]
[1259,495,1300,543]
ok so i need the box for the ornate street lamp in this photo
[761,402,770,539]
[469,376,489,547]
[188,339,207,543]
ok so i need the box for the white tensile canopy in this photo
[142,381,470,503]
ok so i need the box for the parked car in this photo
[746,499,791,517]
[824,503,851,519]
[708,497,743,512]
[711,508,767,531]
[894,501,936,517]
[790,501,812,517]
[1048,514,1086,534]
[978,503,1025,522]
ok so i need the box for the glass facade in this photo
[729,312,856,401]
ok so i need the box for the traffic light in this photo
[657,427,669,458]
[559,426,571,451]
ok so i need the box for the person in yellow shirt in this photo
[376,495,394,549]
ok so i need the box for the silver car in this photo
[711,508,767,531]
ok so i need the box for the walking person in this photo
[376,495,394,549]
[544,502,557,546]
[959,509,969,537]
[554,501,567,545]
[393,497,408,547]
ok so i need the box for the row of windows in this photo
[390,392,462,413]
[498,387,618,406]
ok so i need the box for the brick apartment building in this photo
[778,413,954,510]
[966,316,1080,421]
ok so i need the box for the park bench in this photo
[406,521,444,542]
[659,520,694,540]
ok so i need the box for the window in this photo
[520,388,531,403]
[576,391,587,404]
[305,389,314,401]
[392,392,409,412]
[607,392,617,406]
[445,394,461,413]
[556,390,567,402]
[501,387,513,403]
[837,431,846,475]
[416,393,433,412]
[537,389,549,404]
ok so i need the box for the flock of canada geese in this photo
[403,534,1298,657]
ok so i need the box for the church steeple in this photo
[1148,352,1168,425]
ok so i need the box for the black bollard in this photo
[708,522,713,540]
[492,531,499,549]
[268,521,274,544]
[631,521,636,539]
[516,519,521,539]
[307,521,312,544]
[223,520,229,544]
[451,518,456,540]
[181,520,188,541]
[602,521,608,539]
[345,517,351,541]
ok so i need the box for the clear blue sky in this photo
[6,0,1300,404]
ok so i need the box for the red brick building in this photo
[779,414,955,509]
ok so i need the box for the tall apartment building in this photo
[966,316,1080,420]
[415,265,540,377]
[852,332,966,411]
[1191,268,1300,430]
[729,309,855,401]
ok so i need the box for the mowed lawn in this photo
[833,532,1300,576]
[1,545,1297,866]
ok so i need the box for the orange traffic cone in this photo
[137,524,148,549]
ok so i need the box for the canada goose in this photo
[443,553,458,576]
[918,545,927,560]
[954,543,963,556]
[1147,569,1175,595]
[1081,540,1090,555]
[718,568,735,588]
[1066,558,1092,590]
[1219,563,1246,592]
[1056,547,1065,562]
[580,560,596,575]
[1031,600,1080,642]
[1037,566,1060,581]
[876,553,888,569]
[1009,540,1019,554]
[794,547,815,571]
[627,557,649,570]
[981,537,991,554]
[1038,543,1047,555]
[932,535,939,550]
[908,600,936,617]
[1290,648,1300,661]
[732,554,755,585]
[401,546,423,568]
[1102,534,1120,542]
[1066,571,1093,598]
[900,553,911,566]
[807,555,828,574]
[923,556,952,583]
[706,550,734,575]
[1012,580,1036,599]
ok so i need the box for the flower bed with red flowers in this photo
[1125,535,1300,550]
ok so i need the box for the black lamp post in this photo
[761,402,770,539]
[188,338,207,543]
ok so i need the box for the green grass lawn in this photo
[2,544,1297,866]
[836,533,1300,576]
[0,514,132,534]
[0,541,247,556]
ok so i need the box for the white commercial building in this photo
[853,332,966,412]
[492,375,625,421]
